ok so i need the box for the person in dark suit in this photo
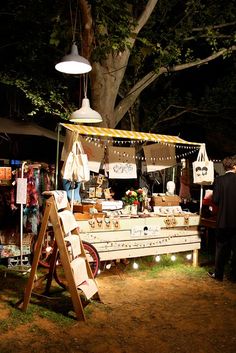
[208,155,236,282]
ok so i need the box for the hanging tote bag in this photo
[192,144,214,185]
[62,140,90,182]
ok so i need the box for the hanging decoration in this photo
[79,135,104,173]
[108,146,137,179]
[143,143,176,172]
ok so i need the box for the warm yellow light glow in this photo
[171,255,176,261]
[133,262,139,269]
[46,246,52,253]
[155,255,161,262]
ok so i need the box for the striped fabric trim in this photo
[60,123,201,146]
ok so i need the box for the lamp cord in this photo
[83,74,88,98]
[70,0,79,43]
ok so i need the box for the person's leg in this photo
[229,232,236,281]
[214,229,231,280]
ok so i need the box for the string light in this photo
[186,254,192,260]
[155,255,161,262]
[82,137,200,161]
[171,255,176,261]
[133,261,139,269]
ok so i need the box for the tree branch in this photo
[133,0,159,35]
[114,46,236,126]
[192,21,236,32]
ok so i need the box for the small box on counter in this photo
[151,195,180,207]
[73,202,103,214]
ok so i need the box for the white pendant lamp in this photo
[70,97,102,123]
[70,74,103,124]
[55,43,92,74]
[55,0,92,75]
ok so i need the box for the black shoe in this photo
[207,272,223,282]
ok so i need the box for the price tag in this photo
[16,178,27,204]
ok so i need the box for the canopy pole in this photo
[199,185,203,215]
[55,124,61,190]
[20,161,27,267]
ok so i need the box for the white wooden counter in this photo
[77,213,201,266]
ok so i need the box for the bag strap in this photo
[72,140,85,155]
[196,144,209,162]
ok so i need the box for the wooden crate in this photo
[151,195,180,207]
[74,212,105,221]
[73,203,103,214]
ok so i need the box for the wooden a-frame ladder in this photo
[18,195,100,321]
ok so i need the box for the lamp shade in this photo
[55,43,92,74]
[70,98,103,123]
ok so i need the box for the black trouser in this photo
[215,228,236,280]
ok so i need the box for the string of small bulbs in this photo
[84,135,199,148]
[83,135,200,161]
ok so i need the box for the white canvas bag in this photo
[192,144,214,185]
[62,140,90,182]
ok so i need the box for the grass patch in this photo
[0,266,77,330]
[117,253,209,280]
[0,305,36,332]
[0,300,74,333]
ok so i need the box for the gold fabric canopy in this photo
[61,123,201,146]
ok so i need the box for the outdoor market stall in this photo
[58,123,204,268]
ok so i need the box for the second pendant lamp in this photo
[70,74,102,124]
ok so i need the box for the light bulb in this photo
[155,255,161,262]
[171,255,176,261]
[106,263,112,270]
[186,254,192,260]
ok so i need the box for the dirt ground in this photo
[0,258,236,353]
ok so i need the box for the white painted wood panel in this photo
[90,243,201,262]
[80,228,199,243]
[78,214,201,262]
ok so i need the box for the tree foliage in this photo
[0,0,235,131]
